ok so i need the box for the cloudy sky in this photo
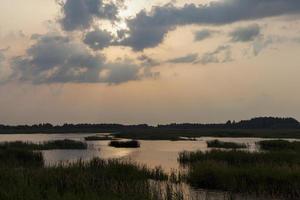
[0,0,300,125]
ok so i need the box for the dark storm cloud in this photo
[60,0,121,31]
[194,29,218,41]
[121,0,300,50]
[230,24,261,42]
[168,53,198,63]
[83,29,114,50]
[11,33,154,84]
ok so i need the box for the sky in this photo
[0,0,300,125]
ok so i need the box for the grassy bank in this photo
[258,140,300,152]
[207,140,247,149]
[0,140,87,150]
[109,140,141,148]
[179,149,300,165]
[186,161,300,198]
[179,149,300,198]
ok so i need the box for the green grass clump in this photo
[207,140,247,149]
[179,150,300,198]
[109,140,140,148]
[0,140,87,150]
[259,140,300,152]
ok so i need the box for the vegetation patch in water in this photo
[258,140,300,152]
[109,140,141,148]
[0,140,87,150]
[207,140,247,149]
[179,149,300,198]
[179,149,300,165]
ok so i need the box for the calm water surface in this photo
[1,133,297,171]
[0,133,293,200]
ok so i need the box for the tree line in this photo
[0,117,299,134]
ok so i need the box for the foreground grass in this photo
[0,159,177,200]
[187,161,300,198]
[109,140,141,148]
[0,145,186,200]
[179,149,300,198]
[0,148,43,168]
[0,140,87,150]
[258,140,300,152]
[207,140,247,149]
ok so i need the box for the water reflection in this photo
[0,133,294,200]
[0,134,299,171]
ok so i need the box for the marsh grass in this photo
[0,141,187,200]
[0,148,43,168]
[0,158,172,200]
[258,140,300,152]
[179,149,300,198]
[207,140,247,149]
[0,140,87,150]
[186,161,300,198]
[109,140,141,148]
[0,149,188,200]
[179,149,300,166]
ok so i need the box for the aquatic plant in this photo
[0,140,87,150]
[179,149,300,198]
[258,140,300,152]
[207,140,247,149]
[109,140,141,148]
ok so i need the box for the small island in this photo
[109,140,141,148]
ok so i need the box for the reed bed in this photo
[258,140,300,152]
[179,149,300,199]
[0,143,186,200]
[0,140,87,150]
[109,140,141,148]
[207,140,247,149]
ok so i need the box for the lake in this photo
[2,133,296,200]
[1,133,297,172]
